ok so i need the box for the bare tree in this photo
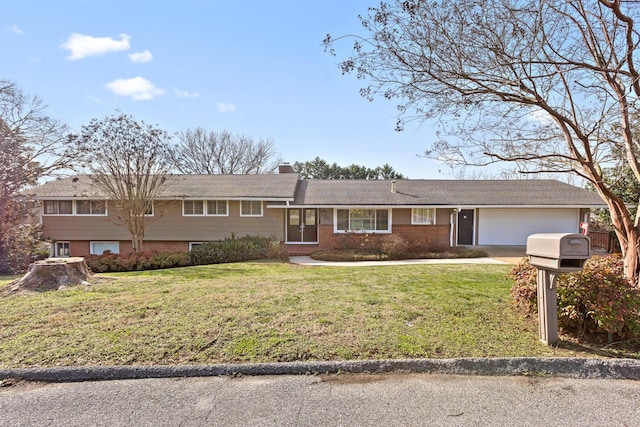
[0,80,71,273]
[69,113,174,252]
[0,79,72,179]
[172,127,282,174]
[326,0,640,285]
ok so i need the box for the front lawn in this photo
[0,261,627,368]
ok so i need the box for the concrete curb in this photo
[1,358,639,383]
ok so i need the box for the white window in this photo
[240,200,263,217]
[189,242,204,250]
[182,200,228,216]
[183,200,205,216]
[90,241,120,255]
[43,200,73,215]
[207,200,228,216]
[412,208,436,225]
[76,200,107,215]
[44,200,108,216]
[335,209,391,233]
[143,201,154,216]
[55,241,70,257]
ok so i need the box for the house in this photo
[27,168,606,257]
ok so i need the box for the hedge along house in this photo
[28,169,605,257]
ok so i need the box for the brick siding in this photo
[317,223,451,250]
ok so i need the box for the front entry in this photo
[287,208,318,243]
[457,209,475,245]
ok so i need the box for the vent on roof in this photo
[391,180,397,193]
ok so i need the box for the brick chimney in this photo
[278,163,295,174]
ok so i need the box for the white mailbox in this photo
[526,233,590,272]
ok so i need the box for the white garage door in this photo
[477,208,580,245]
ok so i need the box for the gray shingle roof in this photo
[28,174,300,200]
[292,179,605,207]
[27,175,606,207]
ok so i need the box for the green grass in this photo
[0,262,621,368]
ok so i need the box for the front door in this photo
[457,209,474,245]
[287,209,318,243]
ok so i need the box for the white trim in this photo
[206,200,229,216]
[456,208,476,246]
[477,207,580,245]
[411,207,436,225]
[90,241,120,255]
[143,201,154,217]
[42,200,74,216]
[182,200,230,216]
[240,200,263,217]
[178,197,292,202]
[54,241,70,257]
[280,204,604,209]
[42,200,109,216]
[285,208,320,244]
[74,200,108,216]
[333,208,392,234]
[189,242,204,250]
[182,200,206,216]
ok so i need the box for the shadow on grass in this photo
[557,337,640,359]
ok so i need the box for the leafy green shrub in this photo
[509,255,640,339]
[189,235,273,266]
[86,250,191,273]
[559,255,640,338]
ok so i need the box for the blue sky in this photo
[2,0,449,178]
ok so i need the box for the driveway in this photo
[475,245,526,264]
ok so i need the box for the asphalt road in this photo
[2,373,639,426]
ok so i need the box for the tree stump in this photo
[11,257,92,292]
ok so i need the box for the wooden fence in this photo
[589,230,619,253]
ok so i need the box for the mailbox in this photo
[526,233,591,346]
[526,233,590,272]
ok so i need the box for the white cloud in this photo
[60,33,130,60]
[105,77,165,100]
[174,89,200,99]
[217,102,237,113]
[129,50,153,63]
[5,25,24,34]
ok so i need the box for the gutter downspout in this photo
[450,208,458,247]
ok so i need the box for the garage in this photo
[477,208,581,245]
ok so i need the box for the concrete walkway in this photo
[290,246,527,266]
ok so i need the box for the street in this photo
[1,373,639,426]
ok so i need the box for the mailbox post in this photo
[526,233,590,346]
